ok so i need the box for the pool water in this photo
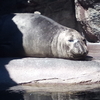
[0,90,100,100]
[1,83,100,100]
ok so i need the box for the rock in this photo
[0,43,99,90]
[0,0,77,29]
[75,0,100,42]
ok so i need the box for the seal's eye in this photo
[68,39,74,42]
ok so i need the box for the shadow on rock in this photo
[0,57,24,100]
[0,13,25,57]
[0,14,24,99]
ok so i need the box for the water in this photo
[0,84,100,100]
[0,90,100,100]
[23,91,100,100]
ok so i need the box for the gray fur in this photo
[0,13,88,59]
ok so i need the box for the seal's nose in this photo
[74,41,81,48]
[74,41,88,55]
[82,51,88,56]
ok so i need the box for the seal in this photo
[0,13,88,59]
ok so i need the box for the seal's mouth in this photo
[71,50,88,60]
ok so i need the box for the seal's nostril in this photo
[84,51,88,55]
[83,52,87,55]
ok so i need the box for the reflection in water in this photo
[23,91,100,100]
[0,90,100,100]
[0,90,24,100]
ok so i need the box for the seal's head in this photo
[52,28,88,60]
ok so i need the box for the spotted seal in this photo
[0,12,88,59]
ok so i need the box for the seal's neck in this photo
[51,31,70,58]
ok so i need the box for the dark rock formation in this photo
[0,0,77,29]
[78,0,99,9]
[1,0,100,42]
[75,0,100,42]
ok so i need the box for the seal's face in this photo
[55,29,88,60]
[67,31,88,60]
